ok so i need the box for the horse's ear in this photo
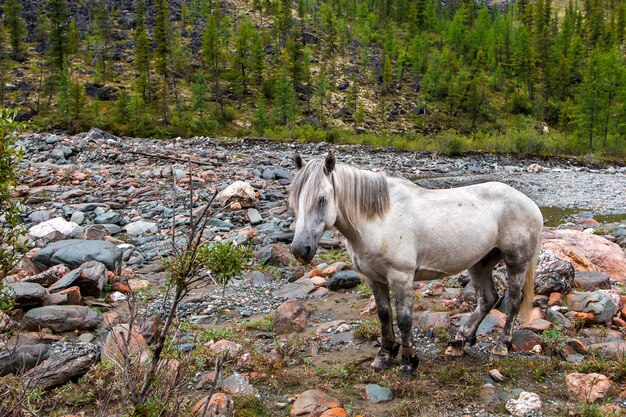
[294,153,305,170]
[324,152,335,175]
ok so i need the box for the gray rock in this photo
[83,224,111,240]
[3,282,49,309]
[366,384,394,403]
[272,279,316,299]
[545,308,572,330]
[243,271,273,286]
[70,211,85,225]
[567,291,618,323]
[535,251,575,295]
[32,239,123,274]
[221,373,255,395]
[0,344,50,376]
[45,134,60,144]
[28,210,54,224]
[22,305,102,332]
[417,311,451,330]
[247,208,263,225]
[21,264,70,287]
[327,270,362,291]
[48,261,107,297]
[123,220,159,236]
[94,211,122,225]
[574,271,611,291]
[23,347,99,389]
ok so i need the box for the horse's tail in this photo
[519,240,540,323]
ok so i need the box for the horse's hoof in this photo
[490,342,509,357]
[400,363,416,377]
[371,355,393,370]
[445,345,464,357]
[447,338,465,348]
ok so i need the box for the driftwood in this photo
[23,349,98,389]
[127,149,216,166]
[21,264,70,286]
[0,344,50,377]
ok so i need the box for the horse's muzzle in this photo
[291,241,317,263]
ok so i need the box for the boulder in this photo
[94,212,122,225]
[22,347,99,389]
[566,373,612,402]
[365,384,394,403]
[272,279,317,299]
[4,282,48,309]
[566,291,618,323]
[511,329,542,352]
[416,311,451,330]
[290,389,341,417]
[535,251,575,295]
[505,391,542,417]
[28,217,82,241]
[542,228,626,281]
[28,210,53,224]
[217,181,256,208]
[574,271,612,291]
[22,305,102,332]
[319,409,348,417]
[83,224,111,240]
[32,239,123,274]
[102,324,149,362]
[206,340,242,360]
[191,393,234,417]
[326,270,362,291]
[48,261,107,297]
[21,264,70,286]
[123,220,159,236]
[273,300,309,334]
[254,244,294,267]
[0,344,50,376]
[221,373,255,395]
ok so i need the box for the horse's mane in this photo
[289,159,390,234]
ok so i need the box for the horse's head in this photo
[289,152,337,262]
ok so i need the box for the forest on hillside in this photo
[0,0,625,156]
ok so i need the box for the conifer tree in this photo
[47,0,70,75]
[202,13,225,120]
[134,0,151,102]
[91,0,111,82]
[234,19,255,93]
[3,0,25,58]
[253,93,268,134]
[274,63,297,126]
[153,0,172,122]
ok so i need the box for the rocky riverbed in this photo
[1,129,626,417]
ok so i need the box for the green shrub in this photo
[198,241,253,294]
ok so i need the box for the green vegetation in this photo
[198,241,253,295]
[0,0,624,155]
[354,317,380,340]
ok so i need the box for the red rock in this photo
[140,315,161,344]
[621,305,626,321]
[311,276,327,287]
[191,393,234,417]
[542,228,626,281]
[511,330,542,352]
[290,389,341,417]
[58,286,82,305]
[320,408,348,417]
[229,202,242,210]
[547,292,562,307]
[522,319,552,332]
[527,307,543,322]
[102,311,121,329]
[612,317,626,328]
[566,373,612,402]
[417,311,450,330]
[273,300,309,335]
[102,324,148,362]
[111,282,131,293]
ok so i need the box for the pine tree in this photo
[315,67,329,125]
[153,0,171,123]
[91,0,110,82]
[47,0,70,75]
[575,49,603,153]
[253,93,268,134]
[234,18,255,93]
[202,13,225,120]
[3,0,26,58]
[191,73,209,117]
[0,23,7,106]
[274,65,297,126]
[134,0,151,102]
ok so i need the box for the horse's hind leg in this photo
[492,264,527,356]
[449,251,501,351]
[369,279,400,370]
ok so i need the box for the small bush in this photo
[354,317,380,340]
[198,241,253,294]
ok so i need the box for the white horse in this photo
[289,152,543,374]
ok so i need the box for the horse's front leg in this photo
[390,272,419,375]
[368,279,399,370]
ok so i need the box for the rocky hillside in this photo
[1,129,626,416]
[3,0,626,155]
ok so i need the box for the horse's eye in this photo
[318,197,326,209]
